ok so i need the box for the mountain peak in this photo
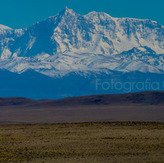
[64,6,69,10]
[85,11,111,20]
[61,7,76,16]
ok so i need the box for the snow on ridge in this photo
[0,8,164,77]
[0,51,164,77]
[0,24,12,30]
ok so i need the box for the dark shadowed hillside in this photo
[0,91,164,107]
[0,91,164,124]
[37,91,164,107]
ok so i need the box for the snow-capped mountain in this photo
[0,7,164,77]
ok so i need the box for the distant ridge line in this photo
[0,91,164,107]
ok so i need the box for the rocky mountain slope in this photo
[0,7,164,77]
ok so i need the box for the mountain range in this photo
[0,7,164,99]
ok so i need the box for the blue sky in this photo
[0,0,163,29]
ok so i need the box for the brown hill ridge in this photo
[0,91,164,124]
[0,91,164,108]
